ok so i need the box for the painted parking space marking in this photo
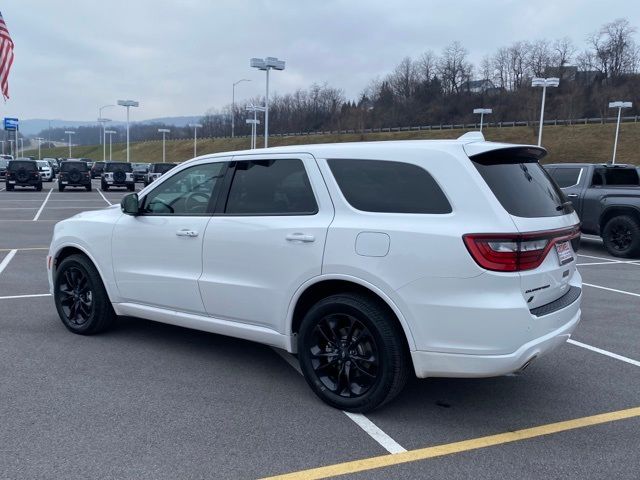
[261,406,640,480]
[0,293,51,300]
[272,348,407,455]
[0,249,17,275]
[583,282,640,298]
[97,189,113,205]
[0,247,48,252]
[32,187,53,221]
[576,254,620,263]
[568,339,640,367]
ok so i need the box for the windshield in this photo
[61,162,88,172]
[37,160,49,168]
[471,148,572,218]
[105,162,132,172]
[154,163,176,173]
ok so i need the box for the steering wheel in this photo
[147,198,174,213]
[185,191,211,212]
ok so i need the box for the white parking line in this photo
[576,254,620,263]
[0,249,17,275]
[271,347,407,455]
[0,293,51,300]
[576,261,639,266]
[97,189,113,205]
[32,187,53,221]
[583,282,640,298]
[568,339,640,367]
[0,187,5,192]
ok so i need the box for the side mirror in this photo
[121,193,140,216]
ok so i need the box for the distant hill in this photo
[18,116,203,136]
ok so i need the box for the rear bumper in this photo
[411,298,581,378]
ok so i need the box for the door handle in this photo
[286,233,315,243]
[176,229,199,237]
[567,194,578,198]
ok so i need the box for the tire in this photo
[53,254,116,335]
[127,184,135,191]
[86,185,92,192]
[36,183,42,191]
[602,215,640,258]
[101,181,109,191]
[297,293,409,413]
[58,185,65,192]
[6,184,13,191]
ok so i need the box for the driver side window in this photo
[142,162,226,215]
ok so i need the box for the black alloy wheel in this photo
[57,266,94,327]
[603,216,640,258]
[298,293,409,412]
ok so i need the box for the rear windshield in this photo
[153,163,176,173]
[8,161,37,171]
[61,162,88,172]
[471,148,572,217]
[592,167,640,187]
[105,162,132,172]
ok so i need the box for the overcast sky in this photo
[3,0,639,121]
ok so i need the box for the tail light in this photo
[463,225,581,272]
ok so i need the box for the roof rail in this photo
[457,131,485,142]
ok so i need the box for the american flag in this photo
[0,11,14,100]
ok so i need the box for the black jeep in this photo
[58,160,92,191]
[5,160,43,191]
[101,162,135,191]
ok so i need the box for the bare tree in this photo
[588,18,639,80]
[528,39,553,77]
[389,57,419,100]
[416,50,438,82]
[437,41,472,94]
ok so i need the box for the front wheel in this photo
[86,185,92,192]
[603,215,640,258]
[127,184,135,191]
[54,254,116,335]
[297,293,409,413]
[36,183,42,191]
[58,185,65,192]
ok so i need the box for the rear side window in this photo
[225,159,317,215]
[593,167,640,186]
[471,148,572,217]
[549,167,582,188]
[8,161,36,171]
[328,159,451,214]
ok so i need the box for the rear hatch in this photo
[464,145,580,310]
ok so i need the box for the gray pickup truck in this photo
[545,163,640,258]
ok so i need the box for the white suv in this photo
[47,135,582,412]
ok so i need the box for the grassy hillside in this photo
[35,122,639,165]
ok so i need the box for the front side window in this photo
[142,162,225,215]
[225,159,318,215]
[550,167,582,188]
[328,159,452,214]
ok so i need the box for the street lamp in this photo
[8,139,14,156]
[35,137,44,159]
[18,138,24,157]
[473,108,492,132]
[64,131,76,158]
[98,117,111,161]
[98,104,116,144]
[250,56,285,147]
[246,104,266,149]
[158,128,170,163]
[105,130,117,161]
[188,123,202,157]
[531,77,560,146]
[232,79,251,138]
[117,99,139,162]
[608,101,632,165]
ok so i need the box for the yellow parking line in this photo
[261,406,640,480]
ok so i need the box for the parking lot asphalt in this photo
[0,181,638,479]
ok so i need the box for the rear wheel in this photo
[54,254,116,335]
[603,215,640,258]
[58,185,65,192]
[127,184,135,191]
[297,293,409,412]
[86,184,92,192]
[6,184,13,191]
[36,183,42,191]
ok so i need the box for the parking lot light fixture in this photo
[608,101,632,165]
[473,108,492,132]
[8,139,13,156]
[188,123,202,158]
[35,137,44,159]
[117,100,140,163]
[250,56,285,148]
[246,104,266,149]
[64,130,75,158]
[158,128,170,163]
[98,104,116,145]
[97,117,111,162]
[232,79,251,138]
[105,130,117,161]
[18,138,24,157]
[531,77,560,146]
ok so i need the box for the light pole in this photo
[0,140,4,155]
[18,138,24,157]
[98,117,111,161]
[473,108,492,132]
[246,104,265,149]
[8,139,14,156]
[105,130,116,161]
[35,137,44,159]
[232,78,251,138]
[531,77,560,146]
[117,100,139,162]
[158,128,170,163]
[250,56,285,147]
[64,131,75,158]
[188,123,202,157]
[608,101,632,165]
[98,104,116,144]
